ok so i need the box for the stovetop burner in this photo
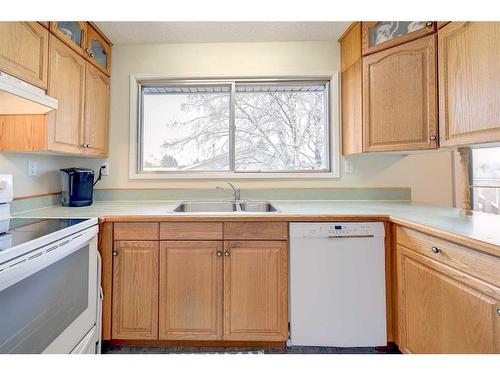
[0,218,89,251]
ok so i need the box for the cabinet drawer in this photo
[224,222,288,240]
[114,222,159,240]
[397,226,500,287]
[160,222,222,240]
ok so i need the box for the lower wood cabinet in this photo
[109,227,289,343]
[159,241,223,340]
[397,232,500,353]
[112,241,159,340]
[223,240,288,341]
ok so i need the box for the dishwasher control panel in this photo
[289,222,385,238]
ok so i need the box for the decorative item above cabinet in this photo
[362,21,436,55]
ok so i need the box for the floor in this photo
[102,343,401,354]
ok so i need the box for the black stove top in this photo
[0,218,89,251]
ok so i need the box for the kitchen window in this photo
[133,78,337,178]
[471,147,500,215]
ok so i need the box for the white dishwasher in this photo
[289,222,387,347]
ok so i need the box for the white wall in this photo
[0,40,455,206]
[0,153,101,198]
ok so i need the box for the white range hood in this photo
[0,71,58,114]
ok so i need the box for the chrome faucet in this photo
[216,182,241,201]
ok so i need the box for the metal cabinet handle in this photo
[85,48,90,53]
[497,308,500,316]
[431,246,441,254]
[216,251,223,257]
[90,52,95,58]
[430,135,437,141]
[112,250,118,256]
[426,21,434,27]
[224,251,230,257]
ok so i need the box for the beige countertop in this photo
[14,200,500,257]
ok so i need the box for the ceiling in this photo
[95,22,351,45]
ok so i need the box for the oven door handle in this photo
[0,227,97,292]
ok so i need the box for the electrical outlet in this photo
[344,159,354,174]
[101,163,109,176]
[27,160,38,177]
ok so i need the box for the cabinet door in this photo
[362,21,436,55]
[49,21,87,57]
[341,60,363,155]
[363,35,438,152]
[112,241,159,340]
[84,62,110,156]
[86,26,111,75]
[0,22,48,89]
[438,22,500,147]
[159,241,223,340]
[397,245,500,354]
[223,240,288,341]
[46,35,86,154]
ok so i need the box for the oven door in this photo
[0,225,98,354]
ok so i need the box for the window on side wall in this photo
[471,147,500,215]
[135,78,336,178]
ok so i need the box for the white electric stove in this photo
[0,174,102,354]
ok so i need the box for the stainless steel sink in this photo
[172,201,279,213]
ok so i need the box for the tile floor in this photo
[102,343,401,354]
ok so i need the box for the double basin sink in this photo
[172,201,279,213]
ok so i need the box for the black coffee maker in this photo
[60,168,94,207]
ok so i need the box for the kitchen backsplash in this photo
[11,187,411,214]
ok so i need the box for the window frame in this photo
[469,147,500,214]
[129,74,340,180]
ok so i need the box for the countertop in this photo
[13,200,500,257]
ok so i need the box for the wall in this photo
[0,40,455,206]
[0,153,97,198]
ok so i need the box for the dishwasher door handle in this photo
[327,235,375,239]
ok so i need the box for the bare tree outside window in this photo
[139,80,330,173]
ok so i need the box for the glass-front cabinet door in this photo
[362,21,436,55]
[50,22,87,55]
[86,26,111,75]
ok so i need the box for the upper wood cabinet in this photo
[50,21,112,76]
[223,240,288,341]
[159,241,223,340]
[112,240,159,340]
[362,21,436,55]
[438,22,500,147]
[50,21,87,57]
[339,22,363,155]
[86,25,112,75]
[84,62,110,156]
[0,22,49,89]
[46,35,86,154]
[362,35,438,152]
[0,21,111,157]
[0,35,110,156]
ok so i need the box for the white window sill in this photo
[129,171,340,180]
